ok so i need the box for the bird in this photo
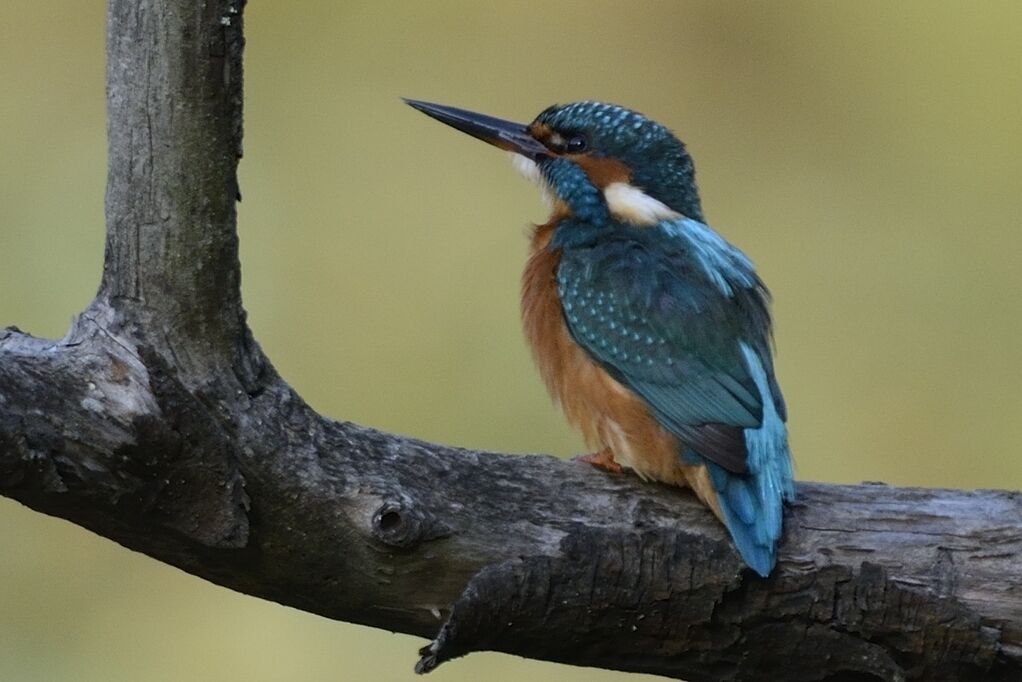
[405,98,794,576]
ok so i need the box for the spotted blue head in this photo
[404,99,704,226]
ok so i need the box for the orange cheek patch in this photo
[571,155,632,189]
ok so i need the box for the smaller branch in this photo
[102,0,246,363]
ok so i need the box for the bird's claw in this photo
[573,450,623,474]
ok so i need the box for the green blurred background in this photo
[2,2,1020,680]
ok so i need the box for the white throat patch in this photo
[603,182,680,226]
[510,153,554,208]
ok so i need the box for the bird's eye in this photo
[565,134,588,153]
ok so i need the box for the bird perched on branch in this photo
[406,98,794,576]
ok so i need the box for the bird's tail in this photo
[708,344,794,576]
[707,459,792,576]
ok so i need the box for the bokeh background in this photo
[2,2,1020,680]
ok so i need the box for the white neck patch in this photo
[603,182,680,226]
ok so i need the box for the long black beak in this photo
[404,98,550,161]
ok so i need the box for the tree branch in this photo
[1,2,1019,681]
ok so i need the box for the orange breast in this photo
[520,222,722,507]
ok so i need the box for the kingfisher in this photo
[405,98,794,576]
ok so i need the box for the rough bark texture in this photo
[1,2,1020,681]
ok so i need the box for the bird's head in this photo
[405,99,704,227]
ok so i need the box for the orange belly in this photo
[520,223,722,518]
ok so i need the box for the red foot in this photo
[573,449,623,474]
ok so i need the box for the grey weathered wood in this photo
[0,2,1019,680]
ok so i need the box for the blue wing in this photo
[557,216,794,575]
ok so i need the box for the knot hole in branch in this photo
[378,508,401,531]
[371,497,451,551]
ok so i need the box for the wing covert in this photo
[556,223,777,473]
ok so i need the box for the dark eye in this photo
[565,134,588,153]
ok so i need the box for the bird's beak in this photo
[404,98,550,161]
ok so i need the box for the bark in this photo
[1,2,1020,681]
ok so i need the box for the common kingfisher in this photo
[406,99,794,576]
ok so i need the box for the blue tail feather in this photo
[700,343,794,577]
